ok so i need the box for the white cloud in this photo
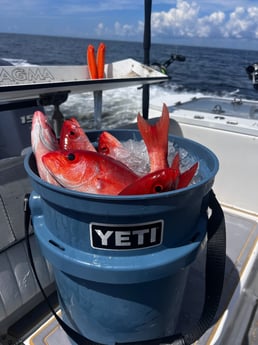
[114,21,143,37]
[197,11,225,38]
[95,22,105,36]
[149,0,258,41]
[223,6,258,39]
[151,0,200,38]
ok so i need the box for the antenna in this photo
[142,0,152,119]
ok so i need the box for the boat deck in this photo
[24,206,258,345]
[174,96,258,119]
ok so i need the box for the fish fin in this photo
[177,162,198,189]
[169,153,180,189]
[171,152,180,172]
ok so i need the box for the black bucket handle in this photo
[24,189,226,345]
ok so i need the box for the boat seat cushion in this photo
[0,237,55,334]
[0,155,55,335]
[0,155,32,251]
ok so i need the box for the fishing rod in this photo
[151,54,186,75]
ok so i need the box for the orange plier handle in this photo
[87,42,106,79]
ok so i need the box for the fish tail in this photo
[137,103,170,169]
[87,44,98,79]
[97,42,106,79]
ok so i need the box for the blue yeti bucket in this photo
[24,130,219,345]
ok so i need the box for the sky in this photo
[1,0,258,50]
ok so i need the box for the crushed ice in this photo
[115,139,203,185]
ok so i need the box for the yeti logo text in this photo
[0,67,55,83]
[90,220,163,250]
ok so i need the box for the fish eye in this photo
[67,153,75,161]
[100,145,109,154]
[69,130,75,136]
[154,185,163,193]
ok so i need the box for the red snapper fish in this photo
[137,103,170,172]
[98,131,157,177]
[60,117,96,152]
[42,150,138,195]
[119,167,179,195]
[31,111,60,184]
[98,130,124,155]
[119,153,198,195]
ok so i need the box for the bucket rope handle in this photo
[24,189,226,345]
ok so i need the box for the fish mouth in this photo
[33,117,57,151]
[43,164,78,189]
[42,154,87,190]
[39,131,56,151]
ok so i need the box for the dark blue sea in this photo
[1,32,258,128]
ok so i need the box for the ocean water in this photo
[1,32,258,128]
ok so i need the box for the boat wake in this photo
[0,57,38,66]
